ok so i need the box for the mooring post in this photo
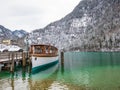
[22,66,26,80]
[60,51,64,74]
[61,51,64,65]
[16,52,19,66]
[16,52,17,60]
[9,52,11,71]
[28,56,32,66]
[18,52,20,60]
[22,52,26,67]
[28,61,32,78]
[10,52,14,72]
[9,52,11,61]
[0,64,4,72]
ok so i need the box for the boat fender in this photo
[35,57,37,60]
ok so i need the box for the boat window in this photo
[34,46,42,54]
[32,45,58,55]
[45,46,49,53]
[50,47,53,53]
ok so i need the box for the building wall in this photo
[2,40,11,45]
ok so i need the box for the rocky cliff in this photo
[0,25,28,47]
[0,25,28,40]
[29,0,120,51]
[0,25,17,43]
[13,30,28,38]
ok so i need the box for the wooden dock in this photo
[0,51,30,72]
[0,52,22,63]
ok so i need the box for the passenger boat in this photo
[29,44,59,74]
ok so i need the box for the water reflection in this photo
[0,52,120,90]
[64,52,120,69]
[30,67,59,89]
[10,72,14,90]
[63,52,120,89]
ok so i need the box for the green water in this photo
[0,52,120,90]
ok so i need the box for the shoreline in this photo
[62,48,120,53]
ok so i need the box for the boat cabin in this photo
[29,44,58,57]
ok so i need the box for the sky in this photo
[0,0,81,32]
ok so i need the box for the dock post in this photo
[18,52,20,60]
[9,52,11,71]
[10,52,14,72]
[15,52,19,66]
[60,51,64,74]
[0,64,4,72]
[22,52,26,67]
[28,56,32,66]
[16,52,17,60]
[61,51,64,66]
[9,52,11,61]
[22,66,26,80]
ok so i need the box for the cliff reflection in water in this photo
[63,52,120,89]
[0,52,120,90]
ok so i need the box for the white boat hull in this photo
[31,56,59,74]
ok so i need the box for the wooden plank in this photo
[0,52,22,63]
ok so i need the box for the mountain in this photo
[0,25,16,41]
[13,30,28,38]
[29,0,120,51]
[0,25,28,45]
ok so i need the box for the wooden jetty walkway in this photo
[0,52,22,63]
[0,51,30,72]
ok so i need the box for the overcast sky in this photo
[0,0,81,32]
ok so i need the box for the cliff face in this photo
[29,0,120,51]
[0,25,28,40]
[0,25,16,42]
[0,25,28,48]
[12,30,28,38]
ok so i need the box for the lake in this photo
[0,52,120,90]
